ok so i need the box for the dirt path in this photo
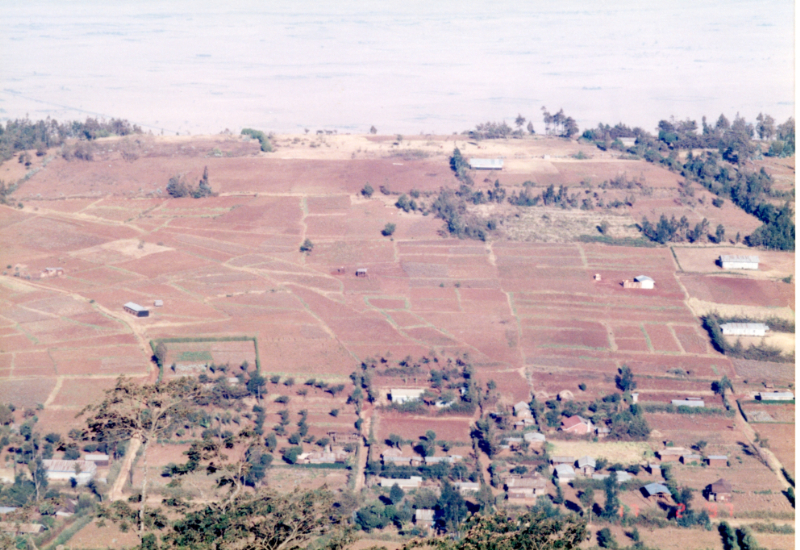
[732,397,791,489]
[355,410,371,492]
[109,435,141,501]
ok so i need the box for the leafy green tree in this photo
[422,508,588,550]
[597,527,617,549]
[389,483,405,504]
[615,365,636,392]
[719,521,741,550]
[715,224,726,243]
[355,502,389,532]
[387,434,404,449]
[361,183,374,197]
[435,481,468,532]
[601,475,620,521]
[299,239,314,254]
[382,223,396,237]
[282,446,303,464]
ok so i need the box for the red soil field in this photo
[0,378,57,408]
[643,323,683,353]
[672,325,710,354]
[375,414,473,444]
[679,274,795,309]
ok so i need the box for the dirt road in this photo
[109,435,141,501]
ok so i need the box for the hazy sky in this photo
[1,1,794,135]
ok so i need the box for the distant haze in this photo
[1,1,794,136]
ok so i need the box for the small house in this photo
[631,392,639,404]
[389,388,425,404]
[619,137,637,147]
[468,158,504,170]
[415,509,435,529]
[453,481,480,494]
[596,426,611,438]
[523,432,546,446]
[656,447,689,462]
[554,464,576,483]
[756,391,794,401]
[40,267,65,278]
[647,463,661,476]
[42,459,96,485]
[634,275,654,289]
[614,471,633,483]
[560,415,592,435]
[503,437,523,450]
[593,273,602,281]
[154,300,164,307]
[706,455,728,467]
[83,453,110,467]
[379,477,422,490]
[123,302,149,317]
[707,479,733,502]
[576,456,596,476]
[505,476,547,495]
[355,268,368,278]
[719,323,769,337]
[327,431,361,445]
[551,456,576,466]
[513,401,532,417]
[720,255,759,270]
[680,454,703,464]
[643,483,671,499]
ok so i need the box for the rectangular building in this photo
[123,302,149,317]
[468,158,504,170]
[720,323,768,337]
[720,255,759,270]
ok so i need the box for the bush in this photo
[299,239,314,254]
[381,223,396,237]
[241,128,273,152]
[361,183,374,198]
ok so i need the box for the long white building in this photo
[720,323,769,337]
[720,255,759,270]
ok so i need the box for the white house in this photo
[633,275,655,289]
[720,323,769,337]
[453,481,481,494]
[619,137,637,147]
[720,255,759,270]
[554,464,576,483]
[379,477,422,489]
[390,388,425,404]
[468,158,504,170]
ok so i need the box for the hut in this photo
[707,479,733,502]
[756,391,794,401]
[355,268,368,278]
[154,299,164,307]
[379,477,422,490]
[554,464,576,483]
[560,415,592,435]
[576,456,596,476]
[389,388,425,404]
[42,460,96,485]
[643,483,671,500]
[83,453,110,467]
[415,509,435,529]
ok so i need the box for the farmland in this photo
[0,132,793,548]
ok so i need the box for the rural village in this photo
[0,119,794,550]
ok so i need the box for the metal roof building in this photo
[720,255,759,270]
[468,158,504,170]
[123,302,149,317]
[720,323,769,337]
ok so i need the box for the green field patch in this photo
[178,350,213,362]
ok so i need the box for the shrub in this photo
[299,239,314,254]
[241,128,273,152]
[361,183,374,198]
[381,223,396,237]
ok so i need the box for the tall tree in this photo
[80,376,205,543]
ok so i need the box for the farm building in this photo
[631,392,639,404]
[622,275,655,289]
[560,415,592,435]
[551,456,576,466]
[656,447,689,462]
[554,464,576,483]
[523,432,546,446]
[424,455,463,465]
[706,455,728,467]
[756,391,794,401]
[297,450,349,465]
[576,456,596,476]
[643,483,671,499]
[123,302,149,317]
[355,268,368,278]
[415,509,435,529]
[720,255,759,270]
[619,137,637,147]
[453,481,480,494]
[327,431,361,445]
[505,476,547,495]
[83,453,110,467]
[671,398,705,408]
[681,453,703,464]
[707,478,733,502]
[40,267,64,278]
[513,401,532,417]
[389,388,425,404]
[42,459,96,485]
[379,477,422,490]
[468,158,504,170]
[154,299,164,307]
[719,323,769,337]
[595,426,611,438]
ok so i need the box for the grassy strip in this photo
[41,514,94,550]
[150,336,261,382]
[640,402,733,416]
[577,235,658,247]
[741,399,795,405]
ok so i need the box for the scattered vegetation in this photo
[240,128,273,152]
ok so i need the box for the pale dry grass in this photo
[725,333,795,355]
[499,206,639,243]
[71,238,173,262]
[672,245,795,280]
[685,297,795,322]
[549,440,652,464]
